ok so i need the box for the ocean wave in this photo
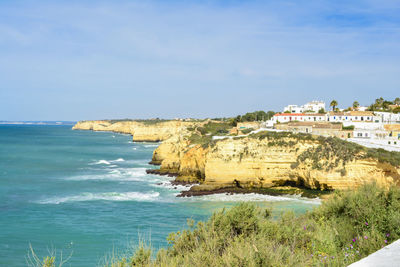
[90,160,111,165]
[89,158,125,165]
[37,191,160,204]
[66,168,149,181]
[151,181,195,192]
[144,144,159,148]
[190,193,321,203]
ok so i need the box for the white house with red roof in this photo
[272,113,327,123]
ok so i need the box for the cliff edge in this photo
[152,130,400,194]
[72,120,198,142]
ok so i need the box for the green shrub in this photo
[105,183,400,267]
[240,128,254,134]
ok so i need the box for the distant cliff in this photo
[152,131,400,193]
[72,120,198,142]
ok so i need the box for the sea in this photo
[0,124,320,266]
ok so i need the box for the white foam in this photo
[144,144,159,148]
[90,160,111,165]
[188,193,321,203]
[151,181,195,192]
[89,158,125,165]
[66,167,149,181]
[37,191,160,204]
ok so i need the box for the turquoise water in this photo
[0,125,320,266]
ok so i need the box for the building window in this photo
[365,133,368,137]
[367,117,370,120]
[355,117,358,120]
[346,117,348,120]
[357,133,362,137]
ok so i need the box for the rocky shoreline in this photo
[73,120,400,197]
[146,167,331,199]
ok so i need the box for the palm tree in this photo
[353,101,360,110]
[394,97,400,105]
[330,100,338,111]
[375,97,384,109]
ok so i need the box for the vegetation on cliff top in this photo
[187,121,232,148]
[93,183,399,266]
[245,131,400,169]
[230,110,276,126]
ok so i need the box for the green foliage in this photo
[231,111,276,126]
[130,245,151,266]
[249,130,314,142]
[240,128,254,134]
[364,148,400,167]
[107,184,400,267]
[26,244,71,267]
[367,97,400,112]
[291,135,400,171]
[187,122,232,147]
[296,136,363,171]
[342,125,355,130]
[330,100,338,110]
[392,107,400,114]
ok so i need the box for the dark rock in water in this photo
[146,169,178,177]
[170,180,195,186]
[176,185,325,199]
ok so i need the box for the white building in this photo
[357,106,368,111]
[303,101,326,113]
[374,112,400,124]
[327,111,375,122]
[283,101,325,114]
[283,105,304,113]
[273,113,327,123]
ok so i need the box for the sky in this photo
[0,0,399,121]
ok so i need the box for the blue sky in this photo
[0,0,399,120]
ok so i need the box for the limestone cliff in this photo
[154,132,400,191]
[72,120,197,142]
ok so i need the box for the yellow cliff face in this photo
[155,133,400,190]
[130,121,196,142]
[72,120,196,142]
[177,145,208,182]
[151,134,189,173]
[204,137,400,190]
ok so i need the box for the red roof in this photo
[273,113,325,117]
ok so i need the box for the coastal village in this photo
[235,98,400,152]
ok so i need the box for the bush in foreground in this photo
[103,183,400,267]
[32,183,400,266]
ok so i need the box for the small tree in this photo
[353,101,360,110]
[318,108,326,114]
[330,100,338,111]
[375,97,384,109]
[394,97,400,105]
